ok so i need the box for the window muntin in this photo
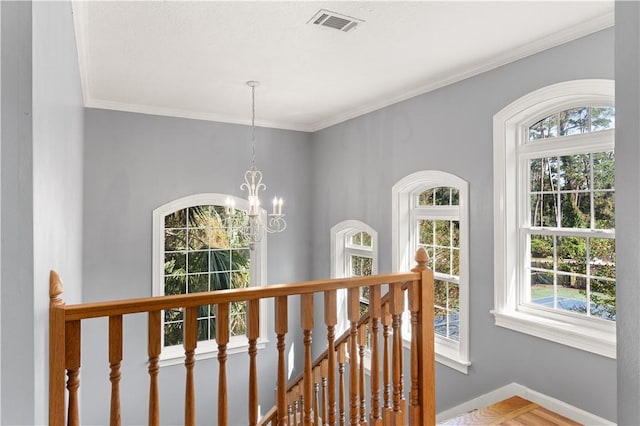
[493,80,616,358]
[153,193,267,362]
[163,205,252,346]
[528,106,615,141]
[524,150,615,321]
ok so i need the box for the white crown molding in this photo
[77,9,613,133]
[436,382,615,426]
[308,11,614,132]
[85,99,314,132]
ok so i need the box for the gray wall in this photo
[310,28,616,420]
[615,3,640,425]
[1,1,84,424]
[82,109,312,424]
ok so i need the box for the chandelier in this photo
[225,81,286,249]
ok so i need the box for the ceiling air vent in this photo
[308,9,364,32]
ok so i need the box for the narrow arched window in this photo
[393,171,470,374]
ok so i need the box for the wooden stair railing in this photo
[49,249,434,426]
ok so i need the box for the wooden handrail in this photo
[62,273,418,321]
[50,250,435,425]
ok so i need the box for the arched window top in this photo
[528,106,615,141]
[347,230,373,249]
[417,187,460,206]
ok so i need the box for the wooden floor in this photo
[438,396,582,426]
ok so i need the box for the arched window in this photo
[392,171,470,374]
[152,193,267,362]
[331,220,378,334]
[493,80,615,358]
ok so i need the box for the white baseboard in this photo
[435,382,615,426]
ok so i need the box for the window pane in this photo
[434,280,447,308]
[164,322,183,346]
[528,115,558,141]
[541,157,559,192]
[590,278,616,320]
[530,158,543,192]
[165,308,183,322]
[541,194,558,227]
[419,220,434,245]
[555,280,587,315]
[435,247,451,275]
[591,107,615,131]
[187,273,209,293]
[560,192,590,228]
[188,251,209,273]
[557,236,587,275]
[418,189,435,206]
[589,238,616,280]
[452,248,460,276]
[530,235,553,272]
[593,151,615,190]
[530,271,554,304]
[210,271,231,291]
[594,192,615,229]
[448,283,460,312]
[361,232,372,247]
[434,187,451,205]
[165,252,186,275]
[559,107,588,136]
[165,209,187,228]
[165,229,186,251]
[165,275,186,295]
[351,232,362,246]
[559,155,590,191]
[434,307,447,337]
[435,221,451,246]
[187,228,209,250]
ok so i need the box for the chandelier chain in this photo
[251,84,256,171]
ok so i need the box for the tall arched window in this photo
[392,171,470,374]
[493,80,615,358]
[152,193,267,362]
[331,220,378,334]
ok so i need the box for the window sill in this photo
[491,309,615,359]
[402,335,470,375]
[159,338,268,367]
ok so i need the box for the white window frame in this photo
[493,79,616,359]
[331,220,378,335]
[152,193,268,365]
[392,171,470,374]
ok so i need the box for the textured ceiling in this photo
[73,1,614,132]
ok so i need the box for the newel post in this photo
[411,248,435,425]
[49,270,67,425]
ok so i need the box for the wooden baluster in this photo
[369,285,382,426]
[288,400,293,426]
[49,271,66,426]
[358,324,367,426]
[324,289,337,426]
[276,296,288,425]
[217,302,230,426]
[293,386,300,426]
[321,359,329,426]
[184,307,197,426]
[408,276,421,425]
[382,302,392,424]
[65,320,81,426]
[301,293,314,425]
[338,344,347,426]
[390,282,404,425]
[347,287,359,426]
[414,248,436,425]
[109,315,123,426]
[148,311,161,426]
[247,299,260,426]
[313,366,321,426]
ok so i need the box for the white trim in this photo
[330,220,378,336]
[493,79,616,358]
[436,382,614,426]
[392,171,470,374]
[152,193,268,360]
[75,12,613,133]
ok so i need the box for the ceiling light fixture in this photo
[225,81,286,250]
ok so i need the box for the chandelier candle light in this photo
[225,81,286,249]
